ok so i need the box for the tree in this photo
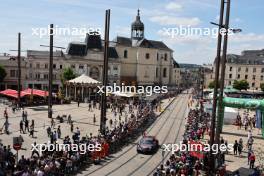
[233,80,249,90]
[0,65,7,82]
[260,83,264,92]
[208,81,216,89]
[60,67,77,86]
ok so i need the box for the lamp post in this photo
[209,0,225,173]
[210,0,242,171]
[10,33,27,108]
[100,9,111,135]
[40,24,65,119]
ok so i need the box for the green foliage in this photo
[0,65,7,82]
[260,83,264,92]
[208,81,216,89]
[60,67,76,85]
[233,80,249,90]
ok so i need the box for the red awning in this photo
[22,88,49,97]
[0,89,30,98]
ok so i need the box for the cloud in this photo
[149,16,201,26]
[115,26,130,37]
[165,2,183,11]
[229,33,264,43]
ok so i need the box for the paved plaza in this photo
[0,98,173,160]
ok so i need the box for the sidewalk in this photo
[220,124,264,175]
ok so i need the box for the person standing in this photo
[249,152,256,169]
[233,140,238,155]
[4,120,9,134]
[70,121,74,132]
[31,120,35,129]
[24,119,29,132]
[238,138,243,157]
[22,110,25,121]
[93,114,96,124]
[20,120,24,134]
[24,111,28,121]
[51,118,55,129]
[29,123,34,138]
[57,125,61,139]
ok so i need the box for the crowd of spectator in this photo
[0,92,175,176]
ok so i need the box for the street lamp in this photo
[10,33,27,108]
[40,24,65,119]
[210,0,242,170]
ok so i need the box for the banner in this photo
[256,109,262,129]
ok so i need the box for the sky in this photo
[0,0,263,64]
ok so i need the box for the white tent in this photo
[68,74,100,84]
[66,74,101,100]
[224,107,238,125]
[111,91,137,98]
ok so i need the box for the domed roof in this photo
[131,9,144,30]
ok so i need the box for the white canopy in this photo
[111,91,137,97]
[68,74,101,85]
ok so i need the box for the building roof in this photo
[215,49,264,65]
[131,9,144,30]
[68,74,101,84]
[115,36,172,51]
[27,50,64,57]
[67,34,119,59]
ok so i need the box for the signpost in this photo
[13,136,23,163]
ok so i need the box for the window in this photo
[44,74,48,80]
[145,53,150,59]
[79,65,84,69]
[237,74,240,79]
[157,53,159,61]
[164,53,167,61]
[261,75,264,81]
[245,67,248,72]
[60,65,63,69]
[261,68,264,73]
[238,67,241,72]
[71,64,75,69]
[113,66,118,71]
[163,68,167,77]
[29,63,32,68]
[53,64,56,69]
[35,73,40,79]
[229,74,232,78]
[124,50,128,58]
[36,63,40,69]
[156,68,159,77]
[253,75,256,80]
[245,75,248,79]
[229,67,232,71]
[252,82,255,87]
[229,81,232,85]
[253,68,256,73]
[45,63,48,69]
[10,70,16,77]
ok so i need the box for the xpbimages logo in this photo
[97,83,168,96]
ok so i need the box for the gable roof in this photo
[115,36,172,51]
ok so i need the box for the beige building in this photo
[0,9,181,94]
[205,49,264,90]
[0,54,27,90]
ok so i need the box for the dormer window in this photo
[124,50,128,58]
[145,53,150,59]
